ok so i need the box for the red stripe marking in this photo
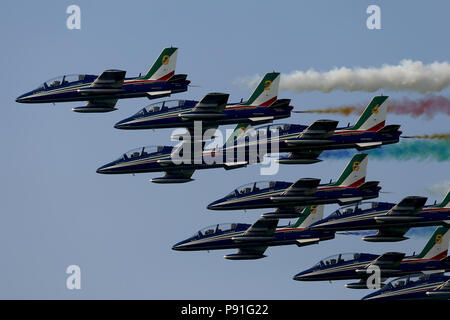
[367,121,385,132]
[156,71,175,81]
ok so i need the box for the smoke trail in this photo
[297,95,450,119]
[321,140,450,162]
[238,60,450,93]
[404,134,450,140]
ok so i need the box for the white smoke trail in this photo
[236,60,450,94]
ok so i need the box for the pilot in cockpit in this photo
[50,80,60,87]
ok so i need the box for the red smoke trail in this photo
[297,95,450,119]
[388,95,450,118]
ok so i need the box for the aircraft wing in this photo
[369,252,406,270]
[386,196,427,216]
[271,178,320,202]
[90,70,126,88]
[374,196,427,223]
[286,120,338,145]
[243,218,278,238]
[191,92,229,112]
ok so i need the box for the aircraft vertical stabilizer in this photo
[348,96,388,131]
[332,154,368,187]
[243,72,280,107]
[292,205,325,228]
[143,47,178,81]
[416,226,450,260]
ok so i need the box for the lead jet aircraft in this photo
[293,226,450,289]
[310,192,450,242]
[207,153,381,218]
[15,47,189,113]
[225,95,401,164]
[172,205,335,260]
[96,102,254,183]
[362,273,450,300]
[113,72,293,129]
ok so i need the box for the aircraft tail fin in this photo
[437,191,450,209]
[292,205,324,228]
[223,123,252,147]
[416,226,450,260]
[332,154,368,187]
[143,47,178,81]
[242,72,280,107]
[347,96,388,131]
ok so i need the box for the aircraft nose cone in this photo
[207,201,220,210]
[96,165,108,174]
[114,119,132,130]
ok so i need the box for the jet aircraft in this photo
[172,205,335,260]
[96,108,255,183]
[207,153,381,218]
[362,273,450,300]
[113,72,293,129]
[293,226,450,289]
[310,192,450,242]
[225,95,401,164]
[15,47,189,113]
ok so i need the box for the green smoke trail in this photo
[322,140,450,162]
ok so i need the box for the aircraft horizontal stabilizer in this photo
[146,91,172,99]
[356,142,382,150]
[295,238,320,247]
[268,99,291,109]
[248,116,275,122]
[224,161,248,170]
[167,74,188,83]
[378,124,401,135]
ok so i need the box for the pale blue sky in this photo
[0,0,449,299]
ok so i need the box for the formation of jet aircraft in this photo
[16,46,449,299]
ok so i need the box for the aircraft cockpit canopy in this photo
[134,100,186,116]
[314,253,361,268]
[119,145,168,160]
[227,181,280,197]
[328,202,380,219]
[195,223,247,238]
[383,274,430,290]
[37,74,96,91]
